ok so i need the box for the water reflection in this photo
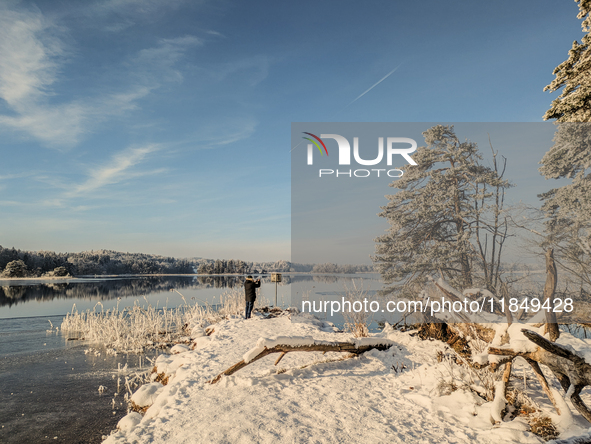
[0,276,197,307]
[0,274,370,308]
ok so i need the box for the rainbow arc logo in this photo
[302,132,328,156]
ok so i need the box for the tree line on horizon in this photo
[0,246,375,278]
[0,247,194,278]
[195,259,373,274]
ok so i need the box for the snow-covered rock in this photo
[117,412,142,432]
[130,382,164,408]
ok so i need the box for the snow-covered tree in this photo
[2,259,28,278]
[373,125,511,296]
[544,0,591,122]
[539,123,591,288]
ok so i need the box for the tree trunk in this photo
[543,248,560,341]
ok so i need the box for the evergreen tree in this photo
[373,125,510,296]
[539,123,591,288]
[544,0,591,122]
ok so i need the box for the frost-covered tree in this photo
[2,260,28,278]
[539,123,591,288]
[544,0,591,122]
[373,125,511,296]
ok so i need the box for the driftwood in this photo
[209,341,393,384]
[421,262,591,425]
[526,358,561,415]
[488,329,591,421]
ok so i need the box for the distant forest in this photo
[0,246,195,277]
[0,246,374,278]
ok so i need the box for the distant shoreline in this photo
[0,271,380,283]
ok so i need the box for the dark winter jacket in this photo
[244,279,261,302]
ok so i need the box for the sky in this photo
[0,0,584,262]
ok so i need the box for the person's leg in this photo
[245,301,253,319]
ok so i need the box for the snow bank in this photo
[170,344,190,354]
[130,382,164,408]
[103,311,586,444]
[193,336,211,349]
[117,412,142,433]
[154,354,185,376]
[549,429,591,443]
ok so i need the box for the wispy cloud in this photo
[96,0,187,16]
[0,5,202,148]
[88,0,190,32]
[0,172,36,181]
[191,118,257,150]
[0,101,90,147]
[0,6,63,106]
[133,36,203,83]
[212,56,270,87]
[70,144,162,195]
[0,6,97,147]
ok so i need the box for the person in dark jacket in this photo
[244,275,261,319]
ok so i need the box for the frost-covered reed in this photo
[61,288,266,353]
[342,280,371,337]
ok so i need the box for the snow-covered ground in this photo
[104,311,591,443]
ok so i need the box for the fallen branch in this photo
[210,340,393,384]
[526,358,561,415]
[521,330,587,367]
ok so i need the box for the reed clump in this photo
[61,288,266,353]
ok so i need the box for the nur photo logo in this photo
[303,132,417,178]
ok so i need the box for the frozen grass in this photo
[342,280,371,338]
[61,288,269,353]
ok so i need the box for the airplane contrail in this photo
[346,63,402,108]
[290,63,402,152]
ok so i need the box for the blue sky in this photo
[0,0,583,262]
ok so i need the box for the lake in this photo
[0,274,386,443]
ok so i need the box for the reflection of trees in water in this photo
[197,275,241,288]
[0,277,197,307]
[313,275,339,284]
[288,274,378,285]
[0,274,381,308]
[1,286,28,300]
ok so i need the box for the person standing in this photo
[244,275,261,319]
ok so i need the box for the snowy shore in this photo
[103,311,591,443]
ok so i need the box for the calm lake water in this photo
[0,274,386,443]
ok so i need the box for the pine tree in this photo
[539,123,591,288]
[544,0,591,122]
[373,125,510,297]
